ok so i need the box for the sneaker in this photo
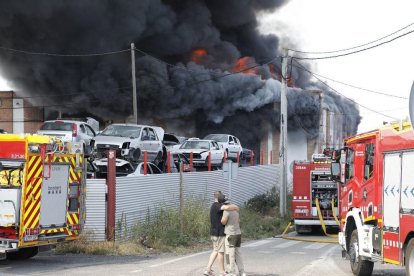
[240,273,247,276]
[203,270,214,276]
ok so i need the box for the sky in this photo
[1,1,413,134]
[259,0,414,133]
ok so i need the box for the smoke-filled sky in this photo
[260,0,414,133]
[0,0,360,147]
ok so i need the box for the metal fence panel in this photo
[84,179,106,241]
[115,164,279,238]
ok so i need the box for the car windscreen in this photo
[40,122,73,131]
[204,134,227,142]
[99,125,141,138]
[180,141,210,150]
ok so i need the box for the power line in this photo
[291,64,407,100]
[293,60,399,120]
[292,29,414,60]
[288,22,414,54]
[0,45,130,57]
[0,99,104,110]
[0,85,132,100]
[180,56,280,88]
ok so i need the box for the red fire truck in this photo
[0,134,85,260]
[331,122,414,275]
[292,155,340,234]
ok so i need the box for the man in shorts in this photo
[220,194,245,276]
[204,191,239,276]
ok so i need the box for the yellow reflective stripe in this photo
[384,258,400,265]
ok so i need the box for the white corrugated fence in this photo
[84,164,279,241]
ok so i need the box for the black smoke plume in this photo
[0,0,360,149]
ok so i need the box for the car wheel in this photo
[129,148,141,162]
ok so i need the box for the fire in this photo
[191,48,207,64]
[233,57,258,75]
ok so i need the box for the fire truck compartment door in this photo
[383,153,401,229]
[401,151,414,211]
[0,188,20,226]
[40,164,70,228]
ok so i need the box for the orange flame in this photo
[233,57,258,75]
[191,48,207,64]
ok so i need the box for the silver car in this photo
[203,134,243,160]
[174,139,224,169]
[91,124,165,165]
[37,119,98,151]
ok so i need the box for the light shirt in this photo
[223,210,241,235]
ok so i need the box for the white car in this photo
[37,119,98,152]
[91,124,166,166]
[174,139,224,169]
[126,162,163,177]
[203,134,243,160]
[93,158,136,178]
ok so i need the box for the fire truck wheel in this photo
[349,230,374,276]
[6,247,39,260]
[406,238,414,276]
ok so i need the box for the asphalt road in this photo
[0,234,406,276]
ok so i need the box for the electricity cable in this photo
[288,21,414,54]
[293,60,399,120]
[0,46,130,57]
[0,85,133,100]
[291,64,407,100]
[292,29,414,60]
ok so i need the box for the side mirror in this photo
[141,135,149,141]
[331,162,342,184]
[229,141,234,145]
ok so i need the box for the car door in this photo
[148,128,159,160]
[233,136,242,156]
[140,128,152,159]
[228,135,236,157]
[84,124,96,146]
[210,141,221,164]
[148,163,162,174]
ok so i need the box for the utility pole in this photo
[131,43,138,124]
[279,48,289,217]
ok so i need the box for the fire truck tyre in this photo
[406,238,414,276]
[349,230,374,276]
[6,247,39,260]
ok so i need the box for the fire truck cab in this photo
[332,122,414,275]
[0,134,85,260]
[292,156,340,234]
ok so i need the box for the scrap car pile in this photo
[34,118,246,178]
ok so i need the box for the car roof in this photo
[44,120,85,124]
[184,139,215,143]
[93,158,132,166]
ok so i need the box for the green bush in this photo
[246,186,278,214]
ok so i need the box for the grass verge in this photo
[58,191,291,256]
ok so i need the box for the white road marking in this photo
[304,243,329,250]
[149,251,207,268]
[292,245,338,276]
[130,269,143,273]
[257,250,273,254]
[244,239,274,248]
[272,240,301,248]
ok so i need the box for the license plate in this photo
[24,235,38,242]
